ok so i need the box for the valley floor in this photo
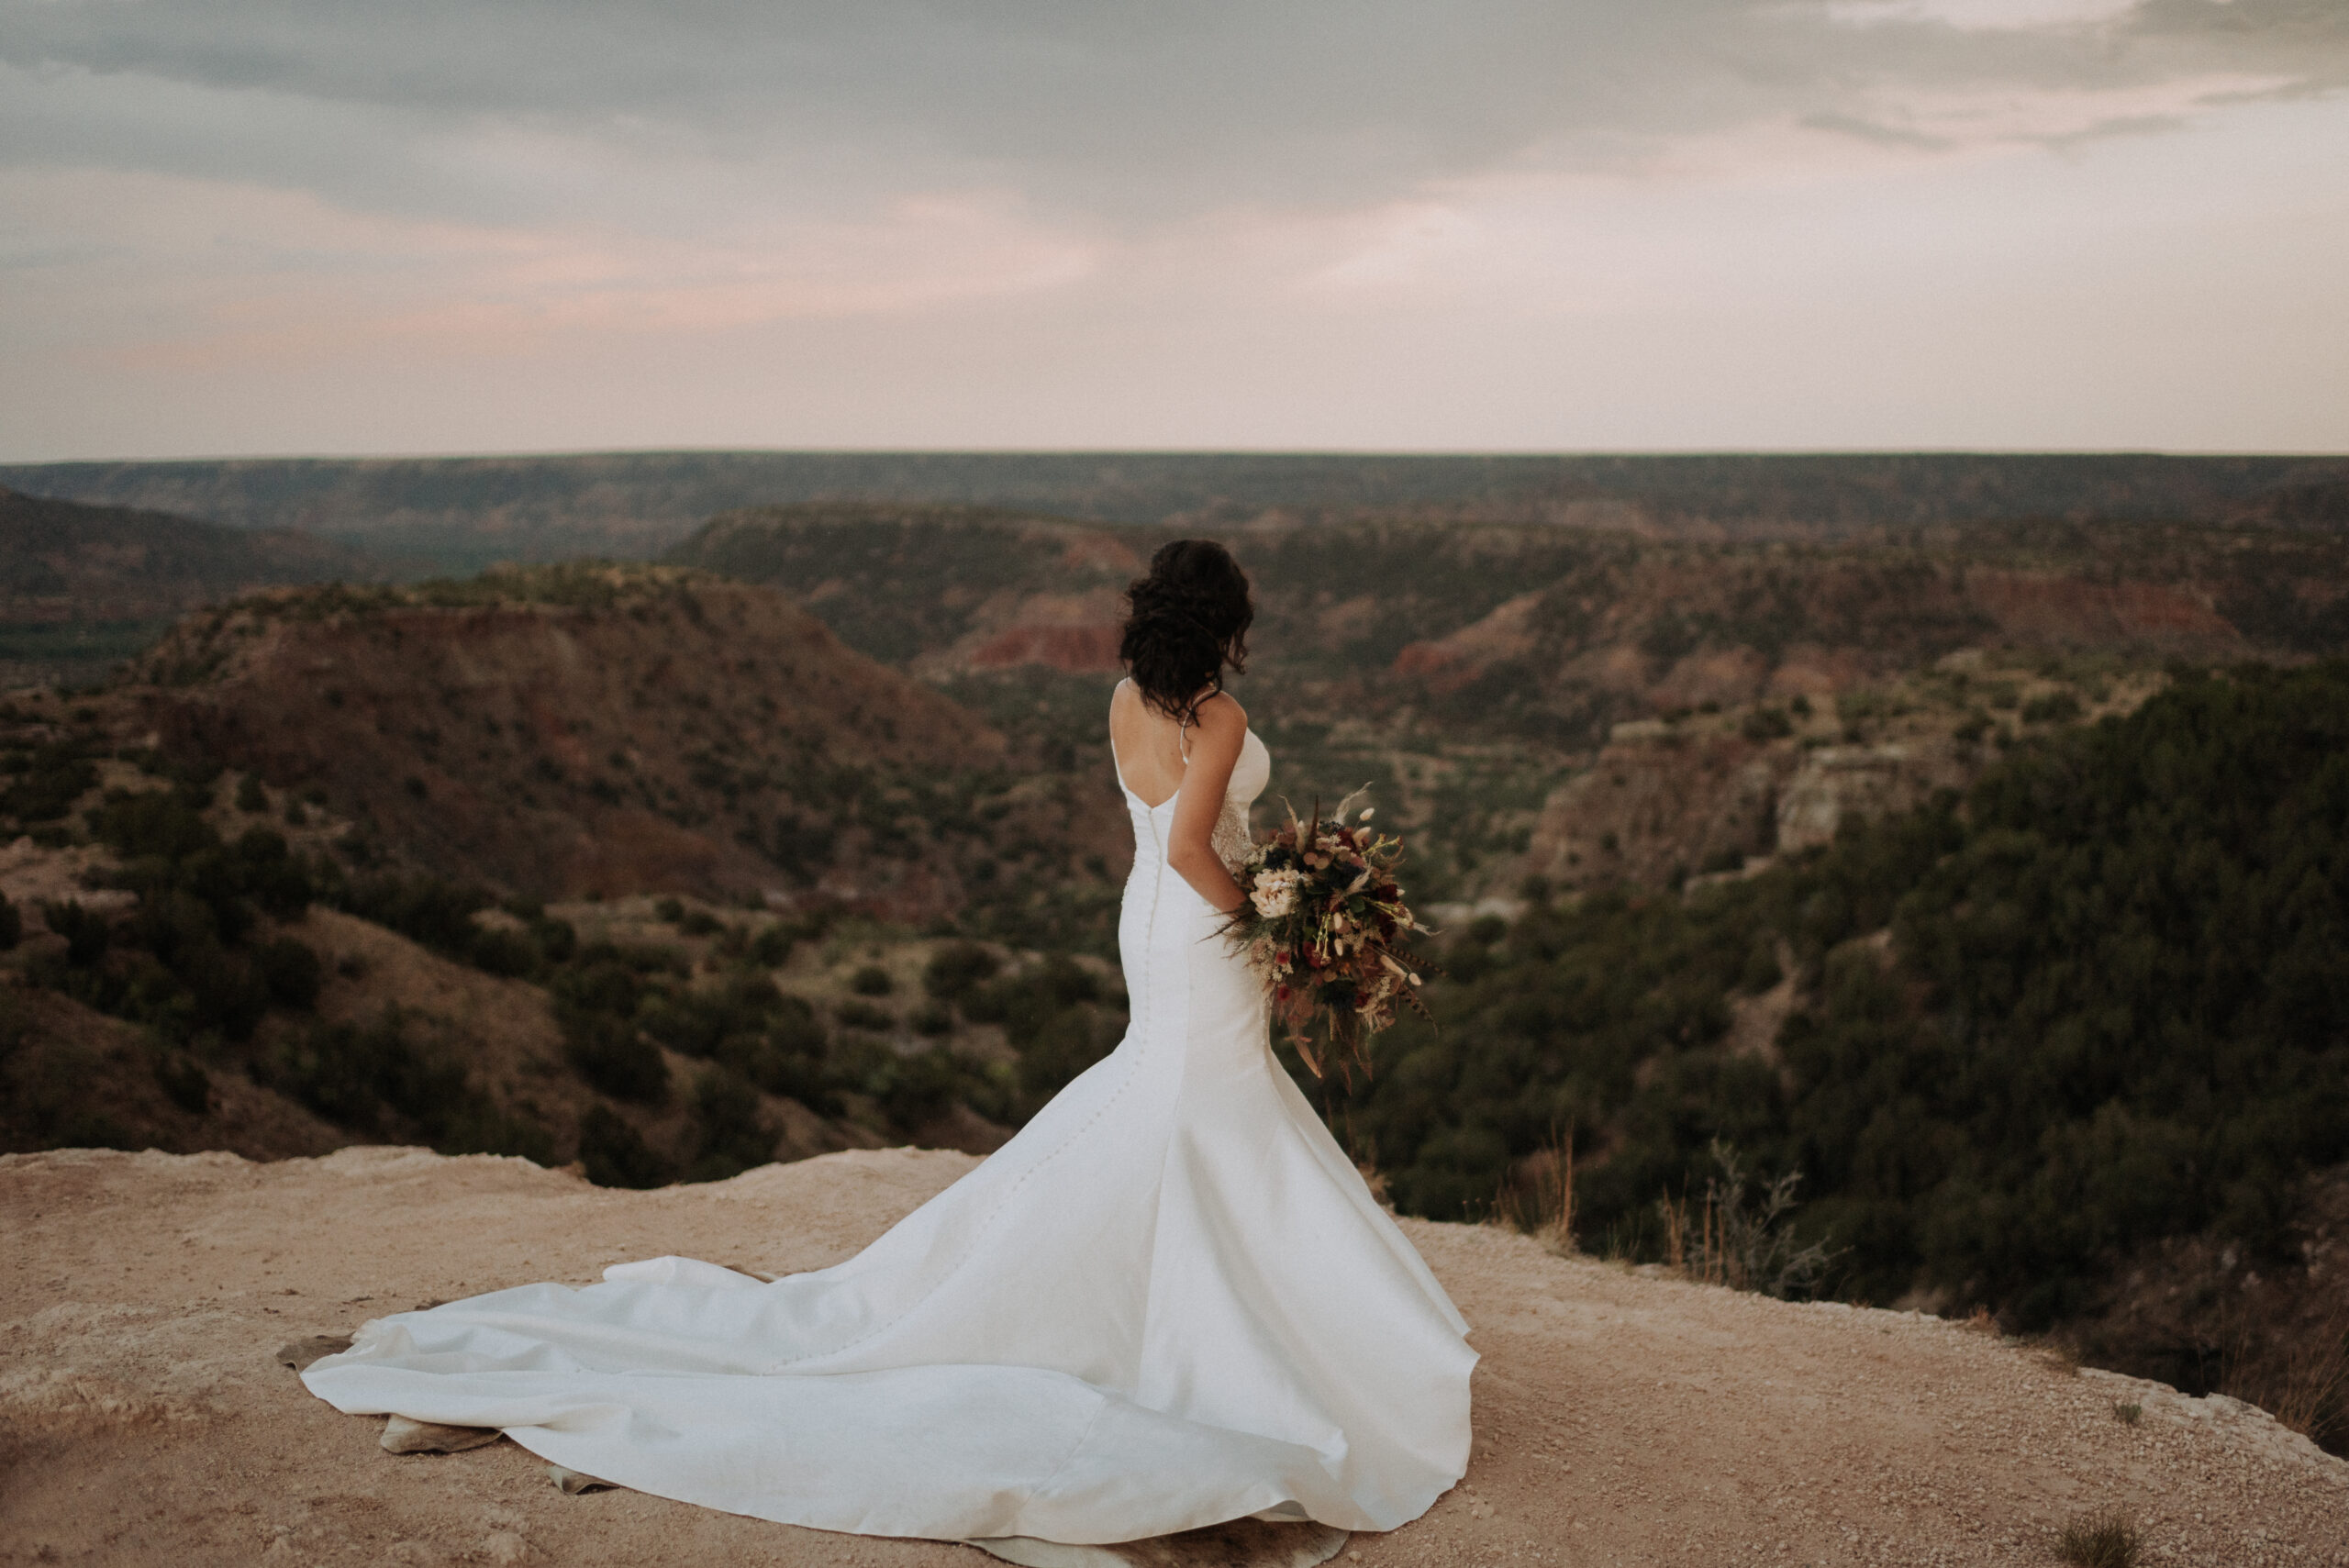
[4,1146,2342,1567]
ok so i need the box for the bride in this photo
[302,539,1475,1547]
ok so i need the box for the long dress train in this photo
[301,725,1475,1545]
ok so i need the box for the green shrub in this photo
[335,869,544,978]
[256,937,323,1010]
[235,774,268,812]
[262,1010,465,1131]
[42,901,111,967]
[233,827,317,920]
[1015,1006,1119,1111]
[87,789,217,862]
[923,940,1000,1001]
[163,759,221,809]
[768,993,826,1051]
[551,956,641,1020]
[835,997,895,1031]
[559,1009,669,1105]
[947,955,1121,1114]
[749,924,793,967]
[716,1003,836,1115]
[1311,661,2349,1330]
[529,916,577,965]
[180,947,270,1041]
[2021,690,2083,725]
[875,1047,962,1127]
[152,1051,211,1116]
[339,873,491,962]
[578,1104,674,1189]
[685,1067,774,1183]
[0,895,17,951]
[614,941,687,975]
[850,963,894,996]
[468,925,541,979]
[1,746,96,822]
[637,973,786,1060]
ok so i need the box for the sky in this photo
[2,0,2345,460]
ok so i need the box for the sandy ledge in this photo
[4,1145,2343,1567]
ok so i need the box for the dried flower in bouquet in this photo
[1220,786,1435,1079]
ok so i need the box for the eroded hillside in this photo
[128,565,1129,921]
[0,571,1142,1195]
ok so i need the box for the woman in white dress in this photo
[302,539,1475,1547]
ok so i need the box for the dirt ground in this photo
[4,1145,2343,1567]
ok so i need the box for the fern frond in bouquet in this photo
[1220,786,1435,1080]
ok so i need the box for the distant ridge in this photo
[0,485,385,684]
[4,451,2345,573]
[0,485,381,626]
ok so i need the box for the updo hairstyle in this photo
[1119,539,1253,728]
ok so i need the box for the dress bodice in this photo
[1116,725,1271,875]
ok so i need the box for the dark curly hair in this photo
[1119,539,1253,728]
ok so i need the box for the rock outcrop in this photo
[1520,723,1982,893]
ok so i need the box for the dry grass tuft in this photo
[2054,1511,2142,1568]
[2032,1337,2083,1376]
[1649,1139,1841,1297]
[2251,1318,2349,1448]
[1495,1129,1577,1257]
[2216,1301,2349,1452]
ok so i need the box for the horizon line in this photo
[7,445,2349,466]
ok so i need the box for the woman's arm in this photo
[1164,695,1249,915]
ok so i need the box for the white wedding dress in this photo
[302,720,1475,1545]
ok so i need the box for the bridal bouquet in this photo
[1222,788,1434,1080]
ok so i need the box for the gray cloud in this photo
[5,0,2344,229]
[6,0,2348,470]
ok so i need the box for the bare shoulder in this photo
[1192,690,1249,735]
